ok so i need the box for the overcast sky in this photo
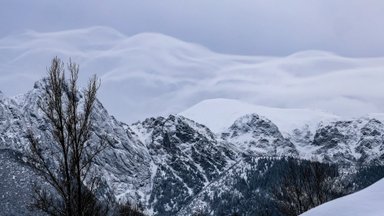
[1,0,384,57]
[1,1,384,123]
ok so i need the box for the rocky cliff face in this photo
[311,118,384,165]
[0,81,153,214]
[1,81,384,215]
[130,115,237,215]
[222,114,298,157]
[0,149,44,216]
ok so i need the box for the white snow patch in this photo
[301,178,384,216]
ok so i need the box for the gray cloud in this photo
[1,0,384,56]
[1,28,383,123]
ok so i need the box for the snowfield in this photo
[180,98,339,135]
[301,178,384,216]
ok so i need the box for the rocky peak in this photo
[223,114,298,157]
[33,78,48,90]
[132,115,216,149]
[312,118,384,165]
[0,80,153,206]
[228,114,280,138]
[130,114,236,215]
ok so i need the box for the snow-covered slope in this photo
[0,81,241,215]
[301,178,384,216]
[0,149,44,216]
[180,98,338,157]
[222,114,298,157]
[1,27,384,124]
[0,79,154,207]
[311,118,384,165]
[130,115,237,215]
[180,98,339,135]
[181,99,384,165]
[2,80,384,215]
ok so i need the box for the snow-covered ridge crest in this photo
[180,98,339,135]
[222,113,298,157]
[180,98,384,164]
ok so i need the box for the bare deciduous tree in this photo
[27,57,109,216]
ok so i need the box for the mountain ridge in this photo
[1,81,384,215]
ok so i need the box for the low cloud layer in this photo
[1,0,384,57]
[0,27,383,123]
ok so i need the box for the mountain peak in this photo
[180,98,339,134]
[229,113,275,134]
[223,113,298,157]
[32,78,48,90]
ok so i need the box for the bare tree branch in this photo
[27,57,109,216]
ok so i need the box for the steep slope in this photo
[0,149,45,216]
[178,157,341,216]
[301,178,384,216]
[130,115,237,215]
[221,114,298,157]
[0,80,153,207]
[310,118,384,165]
[1,82,243,215]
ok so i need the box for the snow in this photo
[301,178,384,216]
[367,113,384,123]
[180,98,339,134]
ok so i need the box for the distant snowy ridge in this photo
[180,98,384,163]
[301,178,384,216]
[180,98,339,135]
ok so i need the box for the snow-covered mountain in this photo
[181,98,384,165]
[301,178,384,216]
[1,81,384,215]
[181,98,339,135]
[0,79,154,209]
[1,82,239,215]
[221,114,298,157]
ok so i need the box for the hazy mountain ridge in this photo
[1,81,384,215]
